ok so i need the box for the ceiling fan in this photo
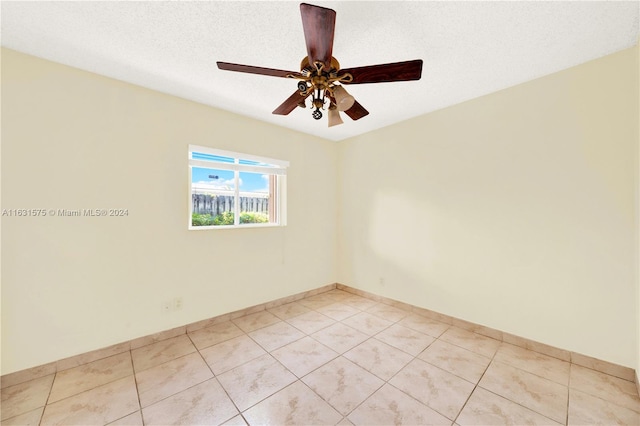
[217,3,423,127]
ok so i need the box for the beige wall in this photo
[1,49,338,374]
[2,45,638,374]
[338,47,639,368]
[637,40,640,380]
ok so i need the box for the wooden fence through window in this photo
[192,194,269,216]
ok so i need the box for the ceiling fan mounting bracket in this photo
[300,56,340,75]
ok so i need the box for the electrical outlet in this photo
[174,297,183,311]
[379,277,385,286]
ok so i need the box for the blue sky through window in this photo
[191,152,234,163]
[191,167,268,192]
[191,151,276,193]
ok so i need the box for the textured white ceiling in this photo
[2,1,638,141]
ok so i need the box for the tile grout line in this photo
[131,349,215,414]
[493,343,572,382]
[188,322,247,353]
[129,348,146,425]
[477,386,566,425]
[487,358,570,388]
[338,364,387,421]
[187,332,244,425]
[35,352,139,426]
[253,347,304,392]
[416,337,491,385]
[451,343,500,425]
[309,298,456,422]
[268,296,384,421]
[37,371,56,426]
[566,363,572,426]
[124,350,142,425]
[296,329,372,420]
[207,294,356,420]
[244,320,308,354]
[463,351,572,425]
[566,381,640,415]
[377,314,469,419]
[382,335,457,422]
[39,353,135,409]
[239,297,349,420]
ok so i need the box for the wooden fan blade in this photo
[273,90,310,115]
[300,3,336,69]
[344,101,369,121]
[217,62,299,78]
[340,60,423,84]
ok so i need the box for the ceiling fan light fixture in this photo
[332,85,355,111]
[328,107,343,127]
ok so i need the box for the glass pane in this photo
[238,158,278,168]
[191,167,235,226]
[238,171,273,224]
[191,152,235,164]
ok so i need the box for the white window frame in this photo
[188,145,288,230]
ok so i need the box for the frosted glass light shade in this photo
[328,108,343,127]
[332,85,355,111]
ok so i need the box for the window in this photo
[189,145,288,229]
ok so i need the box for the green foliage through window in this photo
[192,212,269,227]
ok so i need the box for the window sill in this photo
[188,223,284,231]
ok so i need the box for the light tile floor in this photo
[2,289,640,425]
